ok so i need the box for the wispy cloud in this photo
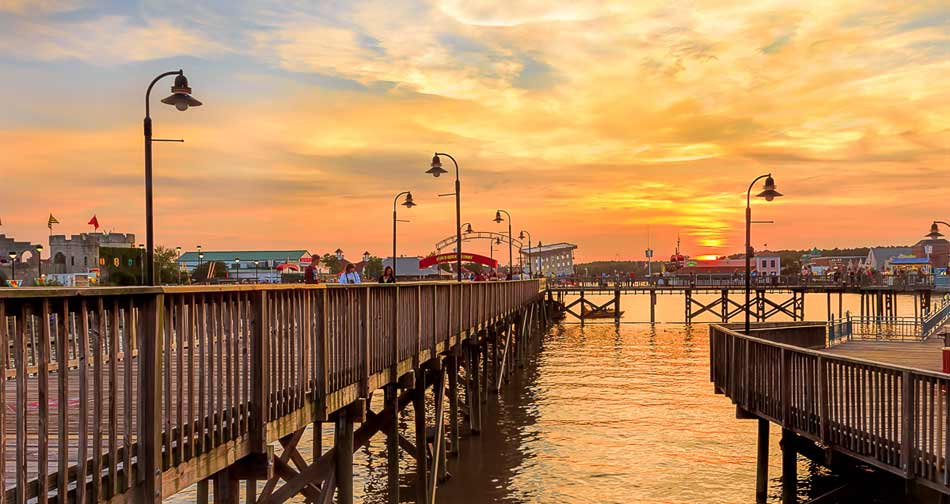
[0,0,948,260]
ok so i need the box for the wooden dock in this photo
[0,280,546,503]
[710,322,950,502]
[824,337,945,372]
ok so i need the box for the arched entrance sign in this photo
[420,253,497,269]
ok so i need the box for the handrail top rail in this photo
[0,279,540,299]
[710,323,950,380]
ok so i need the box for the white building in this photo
[523,242,577,277]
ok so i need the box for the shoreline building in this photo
[523,242,578,277]
[49,233,136,282]
[0,234,43,283]
[866,247,913,272]
[178,250,312,283]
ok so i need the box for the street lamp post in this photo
[175,246,182,284]
[234,257,240,283]
[393,191,416,279]
[254,261,259,283]
[143,70,201,285]
[427,153,462,282]
[519,230,532,277]
[138,244,145,285]
[36,245,44,282]
[8,251,15,285]
[494,210,513,277]
[745,174,782,334]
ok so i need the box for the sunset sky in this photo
[1,1,948,262]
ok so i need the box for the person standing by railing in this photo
[379,266,396,283]
[339,263,361,284]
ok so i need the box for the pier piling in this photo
[756,419,769,503]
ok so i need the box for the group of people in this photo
[337,263,398,284]
[337,263,534,284]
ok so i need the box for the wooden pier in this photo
[550,284,940,325]
[710,322,950,502]
[0,279,546,503]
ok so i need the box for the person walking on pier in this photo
[379,265,396,283]
[339,263,361,284]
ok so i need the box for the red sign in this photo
[420,253,498,269]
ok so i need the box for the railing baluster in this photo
[38,299,50,500]
[15,303,28,504]
[56,299,69,504]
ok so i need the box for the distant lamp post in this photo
[461,222,474,234]
[8,251,16,284]
[138,244,146,285]
[362,251,371,263]
[143,69,201,286]
[745,174,782,333]
[927,221,948,240]
[36,245,44,281]
[175,246,182,284]
[335,249,344,261]
[254,260,260,283]
[393,191,416,279]
[233,257,240,283]
[519,230,533,277]
[427,152,462,282]
[493,210,513,277]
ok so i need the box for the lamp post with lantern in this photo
[143,70,202,285]
[518,230,532,277]
[393,191,416,279]
[426,153,462,282]
[493,210,513,277]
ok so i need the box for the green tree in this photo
[364,256,383,279]
[192,261,229,282]
[321,253,343,275]
[154,245,182,284]
[465,262,484,274]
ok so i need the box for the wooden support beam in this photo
[197,479,210,504]
[428,367,447,503]
[385,385,400,504]
[414,368,429,504]
[214,469,240,504]
[448,355,461,456]
[756,419,769,503]
[469,343,481,434]
[334,410,354,504]
[781,428,797,504]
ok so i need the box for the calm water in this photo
[171,293,919,503]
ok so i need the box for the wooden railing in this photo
[710,323,950,496]
[0,280,541,503]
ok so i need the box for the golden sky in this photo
[1,0,948,261]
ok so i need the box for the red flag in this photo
[88,215,99,230]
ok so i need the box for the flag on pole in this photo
[48,213,59,230]
[88,215,100,231]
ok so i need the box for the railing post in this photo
[137,292,164,502]
[781,348,790,426]
[250,290,270,452]
[818,356,829,441]
[902,370,915,479]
